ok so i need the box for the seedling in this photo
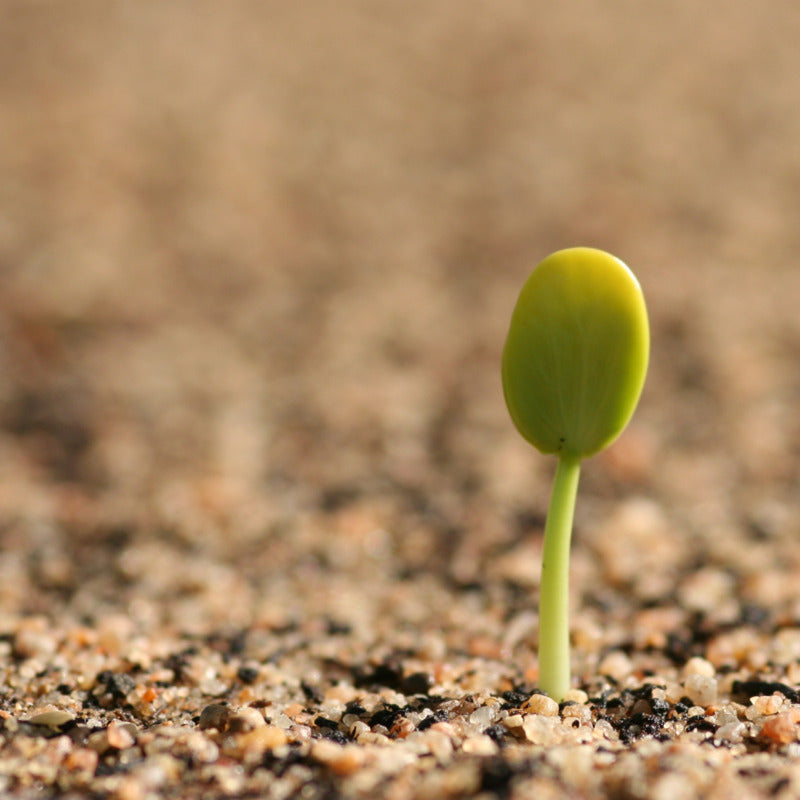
[502,247,649,700]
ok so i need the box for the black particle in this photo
[301,682,323,704]
[402,672,433,696]
[685,716,717,734]
[480,756,515,796]
[732,680,800,704]
[94,671,136,700]
[237,666,259,684]
[485,724,507,746]
[370,705,403,729]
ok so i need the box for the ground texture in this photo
[3,2,800,798]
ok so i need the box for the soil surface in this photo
[3,3,800,798]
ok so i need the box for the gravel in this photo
[4,3,800,798]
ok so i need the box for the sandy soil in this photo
[3,2,800,798]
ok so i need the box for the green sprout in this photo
[501,247,649,700]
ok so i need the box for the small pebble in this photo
[461,735,498,755]
[469,705,498,728]
[593,719,618,741]
[62,748,99,774]
[521,694,559,717]
[350,720,370,738]
[28,710,74,728]
[390,717,415,738]
[682,657,715,678]
[425,729,454,762]
[88,721,137,753]
[198,704,231,731]
[503,714,524,731]
[684,674,718,707]
[650,772,696,800]
[234,725,288,754]
[562,704,591,724]
[236,665,260,685]
[760,710,800,745]
[715,722,746,743]
[563,689,589,705]
[87,730,111,753]
[401,672,433,696]
[714,706,740,727]
[312,740,365,775]
[522,714,562,745]
[598,651,633,682]
[228,707,266,733]
[107,720,137,749]
[753,695,784,716]
[14,618,57,659]
[678,568,734,613]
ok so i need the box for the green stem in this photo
[538,452,582,701]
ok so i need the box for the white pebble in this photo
[563,689,589,705]
[715,722,745,743]
[562,704,592,724]
[28,710,74,728]
[349,720,370,738]
[593,719,619,741]
[461,735,498,756]
[651,772,696,800]
[684,674,718,706]
[469,705,498,728]
[598,650,632,681]
[522,714,562,745]
[503,714,524,730]
[713,705,740,726]
[228,707,266,733]
[426,730,454,762]
[682,657,715,678]
[753,694,784,715]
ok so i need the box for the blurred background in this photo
[3,1,800,663]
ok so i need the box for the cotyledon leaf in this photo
[502,247,649,459]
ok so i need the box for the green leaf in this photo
[502,247,649,459]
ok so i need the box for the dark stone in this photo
[484,724,507,746]
[370,705,403,729]
[354,660,404,691]
[732,680,800,704]
[613,711,667,744]
[164,651,194,682]
[685,716,717,734]
[500,690,532,709]
[650,698,671,716]
[739,604,769,627]
[772,777,791,796]
[319,486,361,512]
[318,726,349,745]
[94,671,136,700]
[480,755,515,796]
[325,619,352,636]
[674,697,693,714]
[401,671,433,696]
[236,666,259,684]
[301,682,323,704]
[417,709,449,731]
[664,632,692,664]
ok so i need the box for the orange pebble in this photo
[760,710,800,745]
[141,687,158,703]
